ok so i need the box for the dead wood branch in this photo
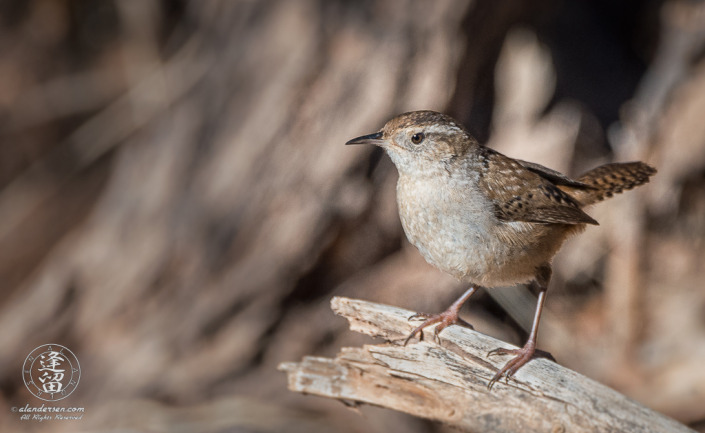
[280,296,695,433]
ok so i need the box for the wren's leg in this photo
[404,286,478,346]
[487,266,552,390]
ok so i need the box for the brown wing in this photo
[477,147,598,225]
[514,158,596,189]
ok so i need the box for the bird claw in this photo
[486,345,554,390]
[403,309,473,346]
[403,313,442,346]
[487,347,531,390]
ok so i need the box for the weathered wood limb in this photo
[280,297,695,433]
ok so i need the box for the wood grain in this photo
[281,296,696,433]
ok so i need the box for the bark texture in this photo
[282,297,695,433]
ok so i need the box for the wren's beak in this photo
[345,131,385,146]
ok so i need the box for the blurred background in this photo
[0,0,704,432]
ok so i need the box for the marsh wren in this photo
[346,110,655,389]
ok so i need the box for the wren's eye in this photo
[411,132,425,144]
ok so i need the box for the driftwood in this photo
[280,297,695,433]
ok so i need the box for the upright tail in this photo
[561,162,657,206]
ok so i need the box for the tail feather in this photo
[559,162,656,206]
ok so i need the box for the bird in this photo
[345,110,656,389]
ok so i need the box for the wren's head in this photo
[346,110,479,175]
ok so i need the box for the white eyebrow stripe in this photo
[423,124,464,135]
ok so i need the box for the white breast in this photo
[397,170,492,278]
[395,170,557,287]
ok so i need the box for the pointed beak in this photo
[345,131,385,146]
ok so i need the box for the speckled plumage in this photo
[349,110,655,286]
[346,110,656,388]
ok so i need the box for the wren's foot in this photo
[403,310,473,346]
[486,343,554,389]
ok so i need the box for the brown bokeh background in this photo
[1,1,704,432]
